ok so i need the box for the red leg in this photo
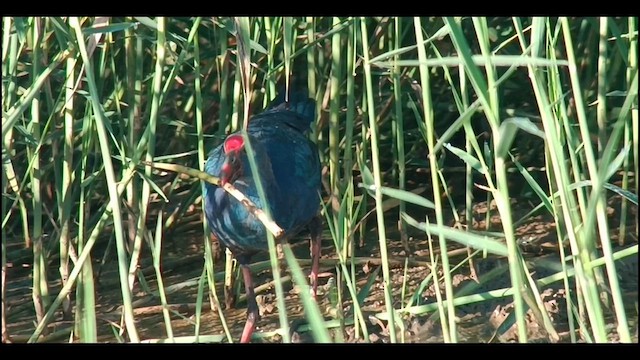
[309,216,322,300]
[239,264,259,343]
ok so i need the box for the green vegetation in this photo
[2,16,637,343]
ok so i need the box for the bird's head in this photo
[220,134,245,186]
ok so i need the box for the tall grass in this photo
[2,16,637,343]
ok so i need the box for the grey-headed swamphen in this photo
[202,89,322,343]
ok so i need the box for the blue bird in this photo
[203,89,322,343]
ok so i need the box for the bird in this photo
[202,87,322,343]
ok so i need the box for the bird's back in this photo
[203,91,321,259]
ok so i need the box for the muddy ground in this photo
[3,193,638,343]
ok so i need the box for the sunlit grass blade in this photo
[282,244,331,343]
[376,244,638,320]
[29,169,136,342]
[402,212,508,256]
[415,16,457,342]
[3,16,636,345]
[2,49,71,135]
[68,17,139,342]
[151,211,174,341]
[360,16,397,343]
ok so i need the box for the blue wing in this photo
[202,91,321,258]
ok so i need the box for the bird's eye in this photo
[229,153,240,166]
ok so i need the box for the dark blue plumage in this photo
[203,92,320,260]
[202,89,322,342]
